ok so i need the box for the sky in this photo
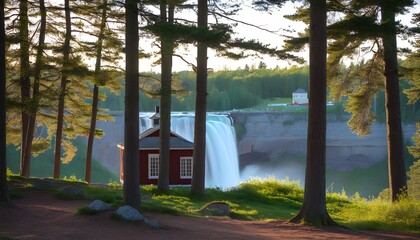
[139,1,419,73]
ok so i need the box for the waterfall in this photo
[139,112,240,189]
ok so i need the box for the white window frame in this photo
[180,157,193,179]
[148,154,159,179]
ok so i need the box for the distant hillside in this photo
[6,138,118,184]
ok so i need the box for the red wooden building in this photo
[117,109,193,185]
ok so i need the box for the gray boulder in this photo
[114,205,144,221]
[57,186,84,199]
[144,217,160,229]
[199,202,231,216]
[88,200,111,211]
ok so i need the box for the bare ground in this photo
[1,189,419,240]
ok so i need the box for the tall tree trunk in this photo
[190,0,208,198]
[85,0,108,183]
[123,0,141,209]
[19,0,31,177]
[157,0,173,193]
[290,0,335,226]
[22,0,46,181]
[381,2,407,202]
[85,85,98,183]
[53,0,71,179]
[0,0,10,204]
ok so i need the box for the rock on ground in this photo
[144,217,160,229]
[114,205,144,221]
[88,200,111,211]
[199,202,231,217]
[57,186,84,199]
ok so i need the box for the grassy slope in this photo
[6,174,418,233]
[72,178,420,233]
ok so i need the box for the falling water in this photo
[139,112,240,189]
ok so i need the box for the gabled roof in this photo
[117,126,193,150]
[139,136,193,149]
[293,88,307,94]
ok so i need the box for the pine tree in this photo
[327,0,414,201]
[21,0,47,181]
[157,0,175,193]
[380,0,409,202]
[53,0,72,179]
[72,0,124,183]
[0,0,10,204]
[4,0,61,178]
[286,0,415,202]
[18,0,31,177]
[124,0,141,209]
[289,0,335,226]
[190,0,208,198]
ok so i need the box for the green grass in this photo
[242,98,303,111]
[74,177,420,233]
[8,176,419,234]
[329,195,420,233]
[240,97,342,113]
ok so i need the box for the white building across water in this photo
[292,88,308,105]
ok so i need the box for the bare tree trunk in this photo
[85,0,108,183]
[0,0,10,204]
[22,0,46,181]
[85,85,98,183]
[53,0,71,179]
[123,0,141,209]
[290,0,335,226]
[157,0,174,193]
[381,3,407,202]
[19,0,31,177]
[190,0,208,198]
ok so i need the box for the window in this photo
[148,154,159,179]
[180,157,193,179]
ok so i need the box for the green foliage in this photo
[54,190,85,201]
[6,168,16,181]
[236,177,303,201]
[408,159,420,200]
[77,206,100,215]
[8,188,24,199]
[62,174,83,182]
[330,59,384,136]
[334,197,420,233]
[102,67,310,111]
[82,186,123,207]
[98,65,415,117]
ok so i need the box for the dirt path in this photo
[1,190,419,240]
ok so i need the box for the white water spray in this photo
[139,112,240,189]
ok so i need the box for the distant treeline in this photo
[100,66,419,123]
[101,66,309,111]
